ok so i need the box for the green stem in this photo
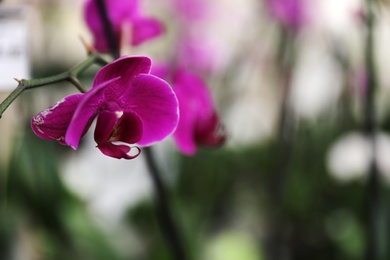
[0,52,108,119]
[265,26,296,260]
[364,0,380,259]
[0,84,25,119]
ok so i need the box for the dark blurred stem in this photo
[95,0,120,59]
[95,2,187,259]
[364,0,379,259]
[144,148,188,260]
[273,28,295,200]
[265,27,295,260]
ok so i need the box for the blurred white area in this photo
[62,137,151,227]
[0,7,30,91]
[289,0,364,120]
[224,60,280,146]
[327,131,390,182]
[311,0,363,38]
[290,37,344,119]
[327,132,372,182]
[1,0,90,68]
[61,131,177,229]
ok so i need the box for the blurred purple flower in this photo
[267,0,306,30]
[170,0,209,21]
[31,56,179,159]
[177,35,222,73]
[352,68,368,98]
[154,65,226,155]
[167,0,223,73]
[84,0,164,52]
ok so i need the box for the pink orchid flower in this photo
[170,0,209,21]
[84,0,164,52]
[31,56,179,159]
[153,65,226,155]
[267,0,306,30]
[177,35,222,74]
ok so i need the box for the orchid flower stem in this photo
[364,0,380,259]
[68,76,85,93]
[95,0,120,59]
[265,26,295,260]
[94,1,187,258]
[144,147,188,260]
[0,52,108,119]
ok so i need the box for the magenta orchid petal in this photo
[84,0,161,52]
[94,109,143,160]
[195,111,226,147]
[172,69,226,154]
[97,142,141,160]
[174,69,214,115]
[65,77,120,150]
[93,56,151,87]
[111,111,144,144]
[31,94,83,145]
[105,0,140,22]
[83,0,122,53]
[172,101,198,155]
[84,0,139,28]
[172,0,210,21]
[94,110,120,145]
[178,36,221,73]
[131,17,164,46]
[122,73,179,146]
[268,0,306,30]
[94,109,143,145]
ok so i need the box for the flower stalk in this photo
[95,0,120,58]
[264,25,296,260]
[0,52,108,119]
[94,0,188,259]
[144,147,188,260]
[364,0,380,259]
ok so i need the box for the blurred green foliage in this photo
[126,105,390,260]
[1,124,121,260]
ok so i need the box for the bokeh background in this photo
[1,0,390,259]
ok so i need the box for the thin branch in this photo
[265,26,296,260]
[95,0,120,59]
[94,1,188,258]
[0,52,107,118]
[364,0,380,259]
[144,148,188,260]
[68,76,86,93]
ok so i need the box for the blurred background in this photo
[1,0,390,259]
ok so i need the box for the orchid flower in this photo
[154,65,226,155]
[31,56,179,159]
[170,0,209,21]
[177,35,222,74]
[84,0,164,52]
[267,0,306,30]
